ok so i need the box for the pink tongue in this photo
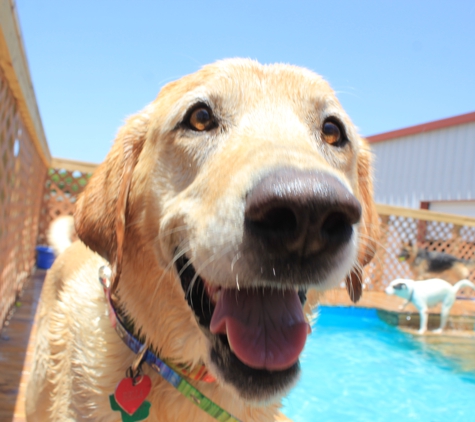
[210,288,309,371]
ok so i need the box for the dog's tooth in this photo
[227,333,234,352]
[212,289,221,303]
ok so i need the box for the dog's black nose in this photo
[244,169,362,257]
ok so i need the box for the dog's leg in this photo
[418,308,428,334]
[434,308,449,333]
[435,297,455,333]
[398,299,409,310]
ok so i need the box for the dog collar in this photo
[99,266,242,422]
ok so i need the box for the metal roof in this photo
[370,119,475,208]
[367,111,475,144]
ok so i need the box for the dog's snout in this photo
[244,169,362,257]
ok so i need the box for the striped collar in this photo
[99,266,241,422]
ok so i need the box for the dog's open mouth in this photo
[176,254,309,398]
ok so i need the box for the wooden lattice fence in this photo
[37,158,96,245]
[360,204,475,297]
[0,65,47,327]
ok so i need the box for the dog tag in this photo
[110,394,151,421]
[114,375,152,415]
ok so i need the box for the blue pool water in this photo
[283,307,475,422]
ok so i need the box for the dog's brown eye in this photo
[188,107,214,131]
[322,121,342,145]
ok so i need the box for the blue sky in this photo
[16,0,475,163]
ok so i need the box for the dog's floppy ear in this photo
[75,113,149,272]
[346,139,380,303]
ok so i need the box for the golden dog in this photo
[26,59,378,421]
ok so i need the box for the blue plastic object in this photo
[35,245,55,269]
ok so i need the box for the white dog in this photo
[385,278,475,333]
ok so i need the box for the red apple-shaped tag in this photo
[114,375,152,416]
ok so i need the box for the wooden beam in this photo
[376,203,475,228]
[51,157,98,174]
[0,0,51,165]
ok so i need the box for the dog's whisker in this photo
[124,218,143,230]
[361,242,380,259]
[358,234,391,259]
[151,243,192,301]
[179,242,231,294]
[187,243,236,290]
[358,235,411,274]
[231,252,242,273]
[356,237,379,258]
[191,242,240,314]
[358,233,386,253]
[157,225,190,240]
[176,244,230,313]
[148,225,193,247]
[187,243,237,311]
[355,239,388,271]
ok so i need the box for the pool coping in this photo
[317,304,475,333]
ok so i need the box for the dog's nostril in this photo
[251,207,298,235]
[245,169,362,257]
[320,212,353,244]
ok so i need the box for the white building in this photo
[368,111,475,218]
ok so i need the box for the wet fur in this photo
[26,59,378,421]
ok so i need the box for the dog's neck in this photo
[406,284,415,302]
[98,266,255,422]
[100,263,288,422]
[101,266,217,384]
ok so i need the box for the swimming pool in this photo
[283,306,475,421]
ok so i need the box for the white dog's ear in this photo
[75,113,149,268]
[345,139,380,303]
